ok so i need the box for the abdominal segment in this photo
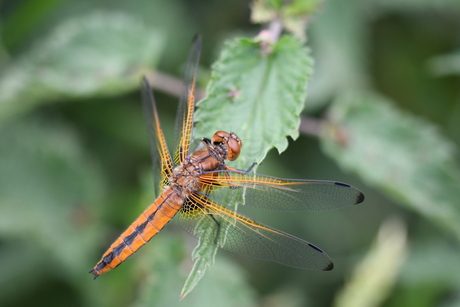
[90,188,183,277]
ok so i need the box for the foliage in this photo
[195,35,313,168]
[322,92,460,240]
[1,0,460,306]
[0,11,163,123]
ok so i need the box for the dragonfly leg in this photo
[222,163,257,190]
[188,194,222,244]
[225,162,257,174]
[208,213,221,245]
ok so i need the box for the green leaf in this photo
[251,0,279,23]
[0,11,164,124]
[401,240,460,286]
[186,34,312,297]
[132,233,187,306]
[333,218,408,307]
[0,115,107,281]
[321,91,460,240]
[385,238,460,307]
[133,233,256,307]
[282,0,324,39]
[179,222,219,299]
[428,51,460,77]
[307,0,369,109]
[195,35,313,170]
[1,0,66,50]
[180,186,244,299]
[0,243,51,304]
[374,0,460,11]
[251,0,324,39]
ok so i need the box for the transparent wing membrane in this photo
[199,171,365,212]
[141,77,174,196]
[179,193,334,270]
[173,35,202,165]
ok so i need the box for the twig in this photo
[299,116,323,137]
[143,71,206,101]
[268,18,283,42]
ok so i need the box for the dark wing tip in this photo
[307,243,334,271]
[324,261,334,271]
[356,192,365,204]
[334,181,366,205]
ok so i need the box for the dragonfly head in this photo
[211,131,242,161]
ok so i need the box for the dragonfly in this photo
[90,35,365,278]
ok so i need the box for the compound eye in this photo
[212,131,230,145]
[226,133,242,161]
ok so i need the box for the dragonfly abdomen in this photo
[90,188,183,278]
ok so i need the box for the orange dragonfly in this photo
[90,35,365,278]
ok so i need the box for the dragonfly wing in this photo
[200,171,365,212]
[141,77,174,197]
[173,35,202,165]
[179,192,334,271]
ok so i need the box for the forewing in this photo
[178,192,333,271]
[199,171,365,212]
[173,35,202,164]
[141,77,174,197]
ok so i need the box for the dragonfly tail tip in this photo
[88,268,100,280]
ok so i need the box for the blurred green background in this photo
[1,0,460,306]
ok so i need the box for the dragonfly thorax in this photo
[169,131,242,198]
[169,159,202,197]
